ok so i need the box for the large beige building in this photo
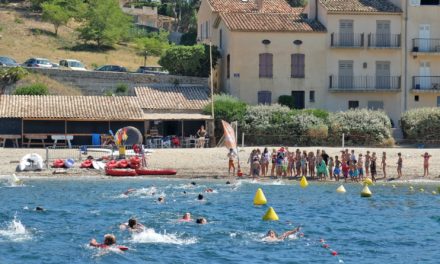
[197,0,440,126]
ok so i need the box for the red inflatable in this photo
[80,160,93,169]
[106,160,117,169]
[106,168,137,177]
[135,168,177,175]
[52,159,65,168]
[116,160,128,168]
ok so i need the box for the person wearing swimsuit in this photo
[421,152,432,177]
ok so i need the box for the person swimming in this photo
[179,212,192,222]
[191,182,196,186]
[123,189,136,195]
[198,194,204,200]
[196,218,207,224]
[90,234,128,251]
[205,188,214,193]
[264,227,301,241]
[120,218,144,232]
[35,206,45,211]
[157,196,165,203]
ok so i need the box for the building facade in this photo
[197,0,440,126]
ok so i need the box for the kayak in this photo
[135,168,177,175]
[105,168,137,177]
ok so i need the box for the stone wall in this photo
[4,67,209,95]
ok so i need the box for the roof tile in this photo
[208,0,295,13]
[320,0,402,13]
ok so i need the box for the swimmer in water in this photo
[124,189,136,195]
[264,227,301,241]
[119,218,144,232]
[180,212,191,221]
[196,218,207,224]
[35,206,45,211]
[226,181,231,185]
[205,188,214,193]
[198,194,204,200]
[191,182,196,186]
[157,196,165,203]
[90,234,116,247]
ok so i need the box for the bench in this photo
[24,134,48,148]
[0,134,20,148]
[51,135,74,148]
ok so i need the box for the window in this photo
[258,91,272,105]
[421,0,439,5]
[219,29,223,49]
[437,96,440,107]
[226,54,230,79]
[291,53,305,78]
[415,95,419,102]
[205,21,209,39]
[259,53,273,78]
[200,23,203,40]
[348,100,359,109]
[367,101,384,110]
[309,91,315,102]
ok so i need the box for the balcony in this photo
[412,38,440,54]
[412,76,440,92]
[368,34,401,48]
[329,75,401,92]
[330,33,364,48]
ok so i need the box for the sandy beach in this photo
[1,146,440,182]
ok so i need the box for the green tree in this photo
[42,2,70,36]
[287,0,307,7]
[0,67,28,95]
[14,83,49,95]
[77,0,132,48]
[159,44,220,77]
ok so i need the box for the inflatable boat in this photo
[105,168,137,177]
[17,153,44,171]
[135,168,177,176]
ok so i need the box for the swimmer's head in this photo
[198,194,204,200]
[191,182,196,186]
[266,230,277,238]
[183,213,191,220]
[196,218,207,224]
[226,181,231,185]
[35,206,44,211]
[183,191,187,194]
[128,218,137,228]
[103,234,116,245]
[158,197,164,202]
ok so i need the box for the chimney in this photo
[305,0,318,20]
[256,0,264,11]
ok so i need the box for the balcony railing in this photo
[330,33,364,48]
[368,34,401,48]
[329,75,401,90]
[412,38,440,52]
[412,76,440,90]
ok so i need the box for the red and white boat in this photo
[135,168,177,176]
[105,168,137,177]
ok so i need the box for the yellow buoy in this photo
[392,184,396,189]
[262,207,279,221]
[300,176,308,188]
[432,191,437,195]
[336,185,346,193]
[363,178,373,186]
[253,188,267,205]
[409,186,414,191]
[361,185,372,197]
[420,188,424,192]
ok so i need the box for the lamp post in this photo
[143,50,148,67]
[209,41,214,120]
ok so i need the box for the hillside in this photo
[0,5,159,71]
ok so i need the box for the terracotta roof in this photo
[207,0,296,13]
[220,12,326,32]
[144,113,213,120]
[135,85,210,110]
[0,95,144,120]
[320,0,402,13]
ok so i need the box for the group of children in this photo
[228,147,433,181]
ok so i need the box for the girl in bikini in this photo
[421,152,432,177]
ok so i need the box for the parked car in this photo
[59,59,87,71]
[136,66,169,75]
[0,56,19,67]
[22,58,53,68]
[95,65,127,72]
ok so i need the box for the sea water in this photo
[0,178,439,263]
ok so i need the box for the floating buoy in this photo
[420,188,424,192]
[331,251,338,256]
[336,185,346,193]
[361,185,372,197]
[253,188,267,205]
[363,178,373,186]
[432,191,437,195]
[392,184,396,189]
[409,186,414,191]
[262,207,279,221]
[300,176,308,188]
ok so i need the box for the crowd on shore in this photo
[228,148,433,182]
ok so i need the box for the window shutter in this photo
[227,54,230,79]
[298,54,305,78]
[259,54,264,77]
[291,54,305,78]
[268,54,273,78]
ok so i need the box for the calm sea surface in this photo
[0,177,439,264]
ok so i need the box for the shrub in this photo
[115,83,128,94]
[203,94,247,123]
[328,109,393,146]
[401,107,440,141]
[302,109,330,122]
[14,17,23,24]
[278,95,295,109]
[14,83,49,95]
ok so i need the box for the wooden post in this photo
[21,118,24,148]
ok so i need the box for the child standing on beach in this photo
[251,156,261,179]
[370,152,377,182]
[357,154,364,181]
[308,152,315,178]
[365,151,371,177]
[333,156,341,181]
[422,152,432,177]
[397,153,403,178]
[271,149,277,177]
[328,157,334,180]
[381,152,387,179]
[301,151,308,177]
[261,148,270,177]
[227,148,236,176]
